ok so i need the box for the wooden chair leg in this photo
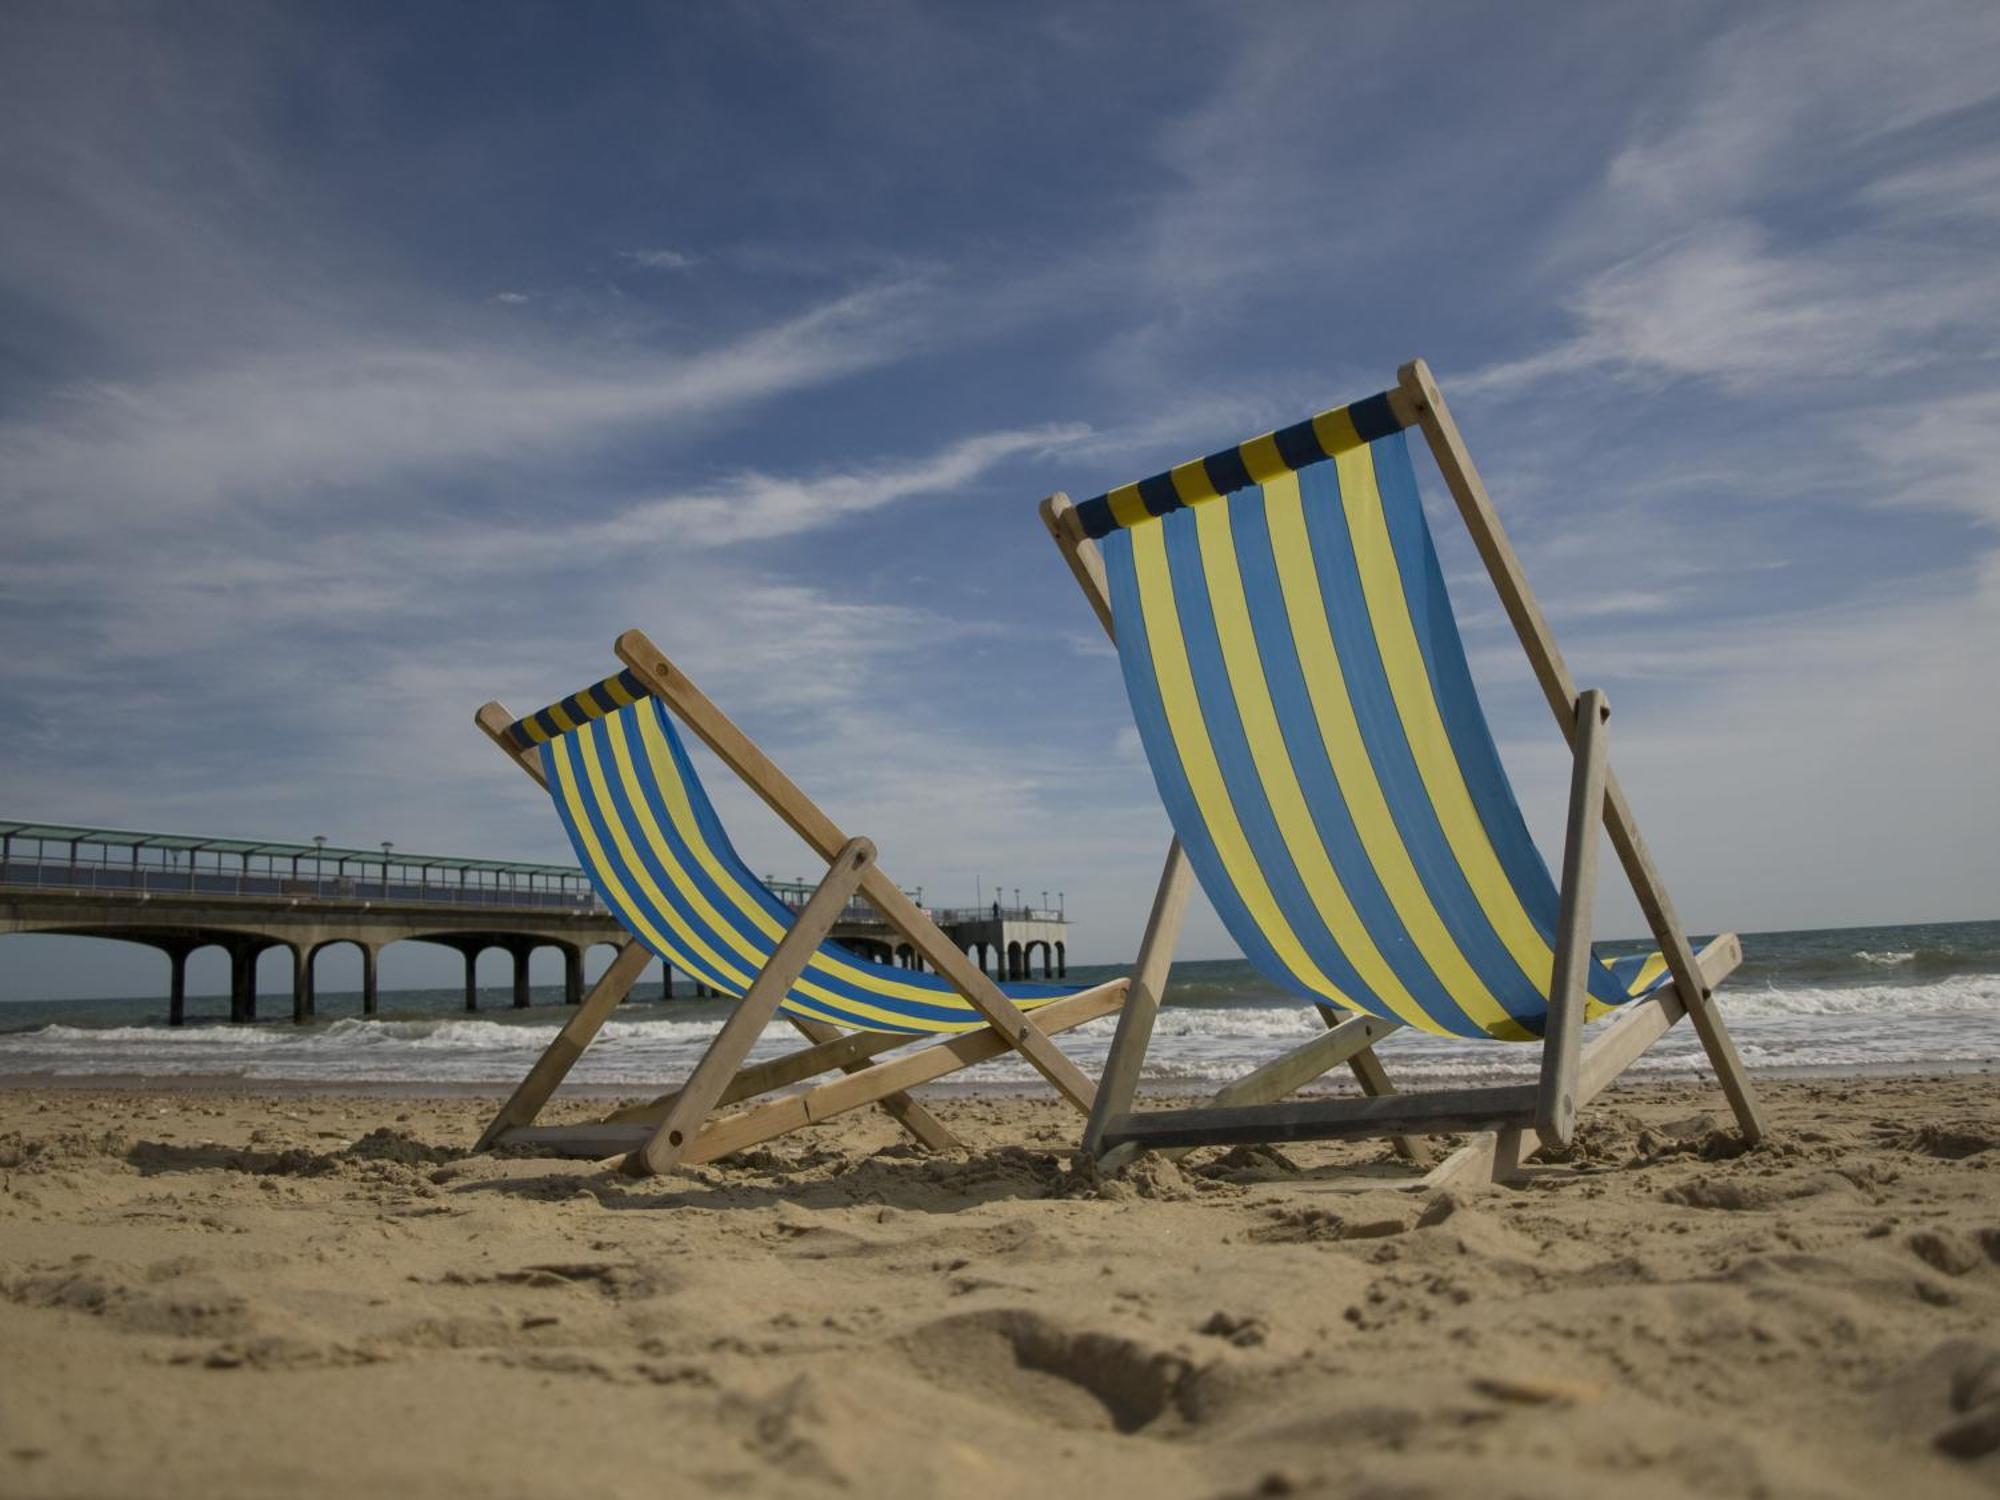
[1489,1125,1532,1184]
[632,838,875,1176]
[475,939,652,1150]
[1322,1007,1431,1166]
[1083,839,1192,1156]
[1536,688,1609,1148]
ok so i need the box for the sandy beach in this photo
[0,1075,1995,1499]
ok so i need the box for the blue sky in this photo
[4,1,1998,1000]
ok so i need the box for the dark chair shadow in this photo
[448,1142,1083,1216]
[126,1139,277,1175]
[125,1129,468,1178]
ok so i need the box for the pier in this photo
[0,821,1069,1023]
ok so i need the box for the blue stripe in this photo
[1297,457,1548,1030]
[566,727,772,1002]
[605,707,1028,1029]
[1601,949,1675,999]
[541,737,738,996]
[1161,505,1446,1028]
[1367,435,1629,1010]
[1227,489,1488,1036]
[570,720,922,1030]
[620,703,1071,1013]
[1104,529,1316,1003]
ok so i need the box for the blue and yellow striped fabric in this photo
[1092,399,1671,1040]
[525,692,1072,1034]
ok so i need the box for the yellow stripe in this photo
[519,719,550,746]
[596,717,925,1030]
[614,711,982,1031]
[603,674,638,707]
[1586,951,1667,1021]
[565,728,760,992]
[1192,502,1439,1033]
[1238,433,1289,485]
[1626,952,1669,994]
[1169,459,1219,507]
[1130,523,1366,1014]
[549,735,747,994]
[547,703,578,734]
[1333,443,1557,997]
[1107,484,1151,531]
[1310,405,1361,457]
[628,708,999,1028]
[1259,478,1528,1040]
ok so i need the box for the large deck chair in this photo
[471,629,1125,1175]
[1039,359,1766,1187]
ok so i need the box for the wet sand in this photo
[2,1074,1997,1498]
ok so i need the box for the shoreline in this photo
[1,1056,1994,1101]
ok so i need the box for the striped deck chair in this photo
[1040,360,1765,1186]
[471,629,1125,1175]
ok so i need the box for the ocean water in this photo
[1,920,1995,1093]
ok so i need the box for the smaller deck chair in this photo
[472,630,1125,1175]
[1039,359,1766,1187]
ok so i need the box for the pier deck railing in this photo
[0,858,600,912]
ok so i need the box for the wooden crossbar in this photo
[1098,1084,1540,1152]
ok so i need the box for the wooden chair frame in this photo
[1040,359,1766,1186]
[471,629,1128,1176]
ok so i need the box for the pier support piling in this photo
[229,943,258,1024]
[463,945,481,1012]
[167,945,189,1027]
[361,944,379,1016]
[564,945,583,1005]
[291,943,312,1024]
[512,945,532,1009]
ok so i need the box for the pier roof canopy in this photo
[0,819,582,876]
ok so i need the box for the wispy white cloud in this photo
[596,423,1090,548]
[619,247,699,272]
[0,284,928,544]
[1468,221,1996,397]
